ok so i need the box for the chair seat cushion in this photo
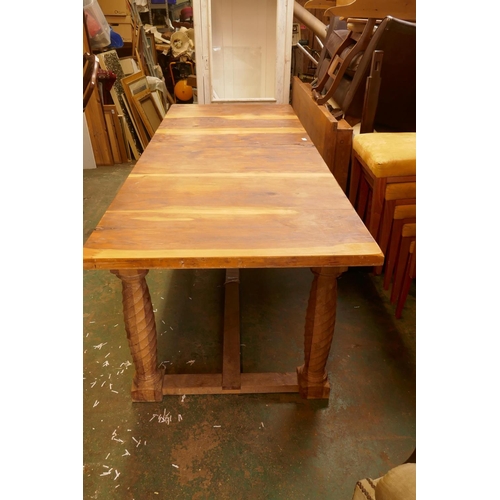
[354,133,416,177]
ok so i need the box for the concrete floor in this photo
[83,164,416,500]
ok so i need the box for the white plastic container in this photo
[84,0,111,49]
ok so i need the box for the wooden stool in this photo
[349,133,416,242]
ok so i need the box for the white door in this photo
[193,0,294,104]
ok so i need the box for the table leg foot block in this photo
[131,369,164,402]
[296,365,330,399]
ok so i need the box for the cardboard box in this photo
[108,23,133,42]
[105,14,131,24]
[97,0,129,16]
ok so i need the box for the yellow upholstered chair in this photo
[348,132,416,243]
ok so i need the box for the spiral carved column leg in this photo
[297,267,346,399]
[111,269,164,402]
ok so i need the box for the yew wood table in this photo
[83,103,383,402]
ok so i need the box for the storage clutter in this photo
[84,0,185,165]
[84,0,111,49]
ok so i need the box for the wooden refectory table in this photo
[83,103,383,402]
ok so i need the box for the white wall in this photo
[83,113,97,169]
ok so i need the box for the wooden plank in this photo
[325,0,416,21]
[103,105,122,164]
[84,90,114,166]
[162,372,299,395]
[119,114,132,160]
[304,0,416,21]
[83,19,114,166]
[222,269,241,390]
[109,106,129,162]
[333,119,353,193]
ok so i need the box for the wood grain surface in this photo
[84,104,383,270]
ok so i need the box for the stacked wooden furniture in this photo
[349,132,416,317]
[292,2,416,195]
[312,15,416,134]
[296,1,417,317]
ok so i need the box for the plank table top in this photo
[83,104,383,271]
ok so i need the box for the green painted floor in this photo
[83,164,416,500]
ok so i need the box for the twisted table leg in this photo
[111,269,164,402]
[297,267,346,399]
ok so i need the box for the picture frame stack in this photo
[92,1,171,161]
[97,50,169,160]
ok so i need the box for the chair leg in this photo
[348,155,362,208]
[373,199,396,275]
[391,236,415,304]
[395,245,416,319]
[357,177,370,221]
[383,219,404,290]
[367,177,386,240]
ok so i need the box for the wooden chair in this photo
[83,52,99,112]
[342,16,416,131]
[311,16,415,130]
[312,18,377,106]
